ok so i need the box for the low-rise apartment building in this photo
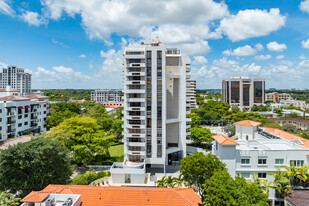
[91,89,123,103]
[212,120,309,205]
[265,92,292,103]
[0,94,49,140]
[270,118,309,131]
[280,100,306,110]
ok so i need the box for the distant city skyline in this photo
[0,0,309,89]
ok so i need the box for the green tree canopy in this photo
[180,152,226,200]
[0,138,73,196]
[0,191,20,206]
[45,116,114,164]
[203,170,268,206]
[189,127,214,144]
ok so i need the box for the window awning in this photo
[18,106,24,109]
[25,105,30,108]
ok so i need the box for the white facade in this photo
[186,79,198,110]
[213,123,309,205]
[0,86,19,97]
[0,66,31,96]
[110,39,190,184]
[0,95,49,140]
[222,77,265,110]
[280,100,306,110]
[91,89,123,103]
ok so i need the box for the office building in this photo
[265,92,292,103]
[91,89,123,103]
[21,184,201,206]
[110,39,190,184]
[186,78,198,110]
[0,94,49,140]
[212,120,309,205]
[0,65,31,96]
[222,77,265,110]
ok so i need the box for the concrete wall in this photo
[166,122,179,144]
[235,125,257,140]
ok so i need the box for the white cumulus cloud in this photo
[192,56,208,65]
[276,55,284,59]
[255,43,264,51]
[301,38,309,49]
[223,45,256,56]
[20,11,46,26]
[219,8,286,41]
[300,0,309,13]
[79,54,86,58]
[254,54,271,60]
[267,41,287,52]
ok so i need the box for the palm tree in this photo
[294,164,309,187]
[156,176,167,188]
[260,179,273,199]
[282,162,297,186]
[270,168,293,198]
[172,175,183,188]
[165,176,176,188]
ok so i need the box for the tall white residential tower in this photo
[0,66,31,96]
[110,39,191,184]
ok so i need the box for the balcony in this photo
[125,133,146,138]
[126,63,145,68]
[126,98,145,102]
[126,72,146,76]
[7,120,16,124]
[127,115,146,120]
[125,124,146,129]
[124,88,146,94]
[127,141,146,147]
[125,80,146,85]
[7,128,16,133]
[127,150,146,156]
[127,107,145,111]
[7,112,16,116]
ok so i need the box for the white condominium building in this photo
[91,89,123,103]
[110,39,190,184]
[186,79,198,110]
[0,94,49,140]
[0,66,31,96]
[213,120,309,205]
[280,100,306,110]
[222,77,265,110]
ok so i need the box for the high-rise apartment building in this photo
[222,77,265,110]
[186,79,198,110]
[110,39,190,184]
[0,66,31,96]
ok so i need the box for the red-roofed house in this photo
[21,185,202,206]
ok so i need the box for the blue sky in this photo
[0,0,309,89]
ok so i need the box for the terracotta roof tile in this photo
[0,95,30,101]
[23,94,49,99]
[262,127,309,149]
[213,135,239,145]
[234,120,261,127]
[0,88,19,92]
[21,185,202,206]
[286,190,309,206]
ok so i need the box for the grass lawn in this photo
[108,144,124,157]
[70,173,84,184]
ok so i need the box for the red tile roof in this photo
[0,88,19,92]
[23,94,49,99]
[21,185,202,206]
[213,135,239,145]
[234,120,261,127]
[0,95,30,101]
[262,127,309,149]
[269,118,309,125]
[286,190,309,206]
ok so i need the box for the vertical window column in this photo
[157,51,162,158]
[146,51,152,158]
